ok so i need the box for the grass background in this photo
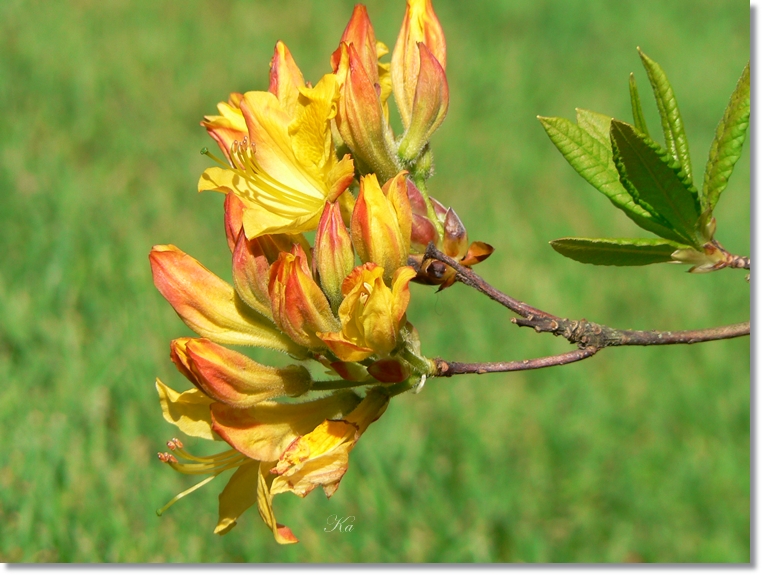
[0,0,749,563]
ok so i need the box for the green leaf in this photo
[575,108,612,147]
[538,115,688,243]
[638,48,693,183]
[702,61,750,211]
[628,73,650,137]
[550,237,685,266]
[610,120,701,247]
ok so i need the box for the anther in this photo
[172,438,184,449]
[158,452,178,464]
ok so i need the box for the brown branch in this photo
[726,254,751,270]
[422,243,557,320]
[421,243,749,353]
[432,347,598,377]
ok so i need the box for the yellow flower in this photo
[199,54,355,238]
[155,379,363,543]
[319,263,417,362]
[270,387,390,498]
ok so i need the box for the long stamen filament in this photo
[228,141,324,211]
[167,454,247,475]
[172,447,240,464]
[155,474,219,517]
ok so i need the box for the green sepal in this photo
[550,237,686,266]
[638,48,693,184]
[628,73,650,137]
[538,115,687,244]
[610,120,701,247]
[701,61,750,211]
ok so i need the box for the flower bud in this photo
[332,4,380,88]
[351,173,412,282]
[314,201,355,310]
[269,244,340,349]
[224,193,246,253]
[367,358,410,383]
[233,229,312,321]
[333,42,399,181]
[171,337,312,408]
[397,42,449,162]
[392,0,447,128]
[318,263,416,362]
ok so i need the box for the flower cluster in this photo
[150,0,492,543]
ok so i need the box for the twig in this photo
[421,243,750,351]
[726,254,751,270]
[432,347,598,377]
[422,243,555,320]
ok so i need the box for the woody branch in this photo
[420,244,750,377]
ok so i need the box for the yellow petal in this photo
[215,460,260,535]
[241,91,326,198]
[256,461,299,544]
[155,378,217,441]
[288,74,339,181]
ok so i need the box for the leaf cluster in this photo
[539,50,749,270]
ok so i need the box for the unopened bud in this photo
[351,173,412,282]
[315,201,355,310]
[392,0,447,128]
[397,42,449,163]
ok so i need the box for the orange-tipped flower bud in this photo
[224,193,246,252]
[333,43,399,181]
[314,201,355,310]
[318,263,416,362]
[269,245,340,349]
[170,337,312,408]
[332,4,380,87]
[351,173,412,282]
[232,224,312,321]
[392,0,447,128]
[397,42,449,162]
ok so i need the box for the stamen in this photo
[155,474,219,517]
[226,140,324,211]
[158,452,178,464]
[172,438,184,449]
[173,447,241,464]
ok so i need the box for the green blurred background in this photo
[0,0,749,563]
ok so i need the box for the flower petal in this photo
[215,459,260,535]
[210,391,361,461]
[155,378,216,441]
[257,461,299,544]
[268,41,306,118]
